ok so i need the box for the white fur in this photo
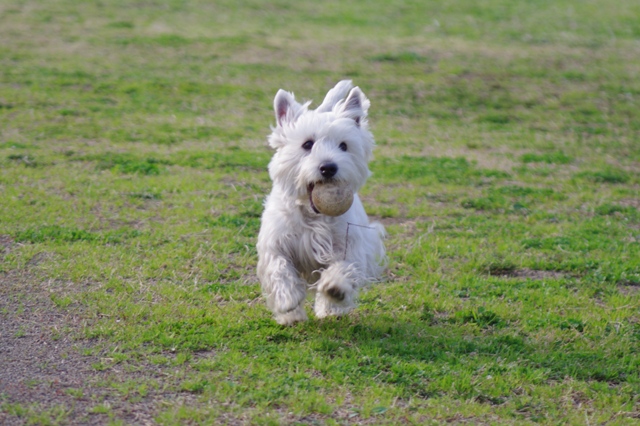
[257,80,386,325]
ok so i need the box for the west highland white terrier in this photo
[257,80,386,325]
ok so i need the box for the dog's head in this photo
[266,80,375,211]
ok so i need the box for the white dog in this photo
[257,80,386,325]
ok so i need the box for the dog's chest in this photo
[290,217,346,275]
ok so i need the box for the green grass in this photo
[1,0,639,424]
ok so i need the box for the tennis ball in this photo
[311,182,354,216]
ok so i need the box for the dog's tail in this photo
[316,80,353,113]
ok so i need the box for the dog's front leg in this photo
[314,261,361,318]
[258,252,308,325]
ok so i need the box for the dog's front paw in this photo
[274,305,308,325]
[314,291,354,319]
[316,261,357,303]
[325,285,346,301]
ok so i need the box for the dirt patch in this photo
[0,235,14,248]
[0,271,99,425]
[620,199,640,210]
[0,271,198,425]
[488,268,566,280]
[0,235,14,257]
[25,251,55,266]
[617,280,640,296]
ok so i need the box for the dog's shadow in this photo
[310,317,514,363]
[267,315,628,389]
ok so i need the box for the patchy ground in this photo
[2,0,640,424]
[1,270,101,424]
[0,268,200,426]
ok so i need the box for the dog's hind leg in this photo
[258,254,308,325]
[314,261,360,318]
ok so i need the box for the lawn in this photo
[1,0,639,424]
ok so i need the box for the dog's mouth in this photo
[308,179,344,214]
[307,183,320,214]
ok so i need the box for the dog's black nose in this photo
[319,162,338,178]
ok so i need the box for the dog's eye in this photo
[339,142,347,152]
[302,140,314,151]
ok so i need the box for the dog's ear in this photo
[274,89,301,127]
[339,87,370,127]
[317,80,353,113]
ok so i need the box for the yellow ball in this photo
[311,182,354,216]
